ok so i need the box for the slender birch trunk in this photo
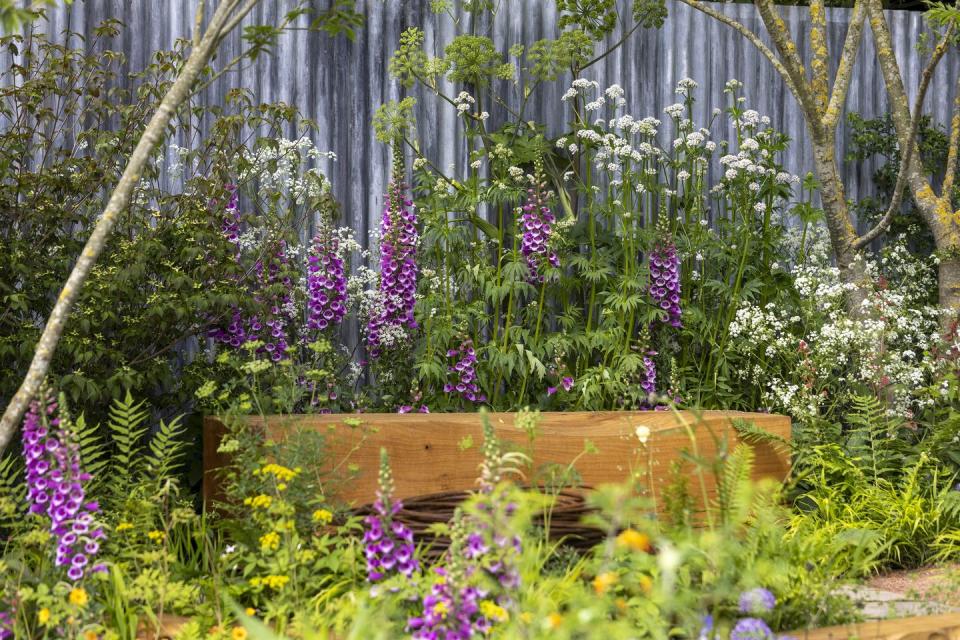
[866,0,960,326]
[0,0,262,453]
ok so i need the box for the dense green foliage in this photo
[1,1,960,638]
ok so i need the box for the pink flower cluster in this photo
[640,350,658,408]
[649,240,682,328]
[519,185,559,282]
[362,450,418,581]
[444,340,485,403]
[409,569,489,639]
[367,176,419,357]
[307,231,347,332]
[22,390,105,581]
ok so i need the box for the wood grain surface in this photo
[791,613,960,639]
[204,410,790,507]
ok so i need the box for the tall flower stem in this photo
[517,281,548,404]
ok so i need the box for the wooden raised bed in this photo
[203,410,790,507]
[148,612,960,639]
[792,613,960,639]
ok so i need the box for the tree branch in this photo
[0,0,259,453]
[676,0,802,100]
[943,72,960,195]
[193,0,206,47]
[754,0,821,122]
[854,20,955,249]
[217,0,261,47]
[823,0,866,130]
[867,0,951,238]
[809,0,830,114]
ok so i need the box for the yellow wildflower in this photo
[243,494,272,509]
[592,572,618,595]
[546,612,563,629]
[147,530,165,543]
[263,575,289,590]
[115,522,133,532]
[479,600,508,623]
[432,600,450,619]
[83,631,98,640]
[276,483,287,492]
[616,529,651,553]
[231,628,248,640]
[260,463,298,483]
[312,509,333,524]
[244,608,256,616]
[69,587,89,607]
[639,575,653,595]
[259,531,280,551]
[38,608,50,625]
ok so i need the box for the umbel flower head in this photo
[22,385,105,581]
[518,172,560,283]
[730,617,775,640]
[368,148,419,357]
[649,232,682,328]
[362,448,418,582]
[739,587,776,615]
[445,339,486,403]
[307,228,347,332]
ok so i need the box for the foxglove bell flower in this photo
[368,160,419,357]
[208,189,292,361]
[444,340,486,403]
[649,240,682,327]
[22,388,105,582]
[519,182,559,282]
[255,248,292,361]
[363,449,418,582]
[220,185,241,246]
[398,405,430,414]
[307,231,347,332]
[408,568,486,640]
[641,350,658,406]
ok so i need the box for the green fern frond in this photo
[0,453,24,502]
[715,445,755,527]
[844,394,905,482]
[939,485,960,523]
[145,415,188,482]
[732,418,791,449]
[73,413,108,489]
[107,390,150,488]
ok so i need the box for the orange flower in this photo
[639,575,653,594]
[592,571,618,595]
[616,529,651,553]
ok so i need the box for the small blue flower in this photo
[739,587,777,615]
[730,617,775,640]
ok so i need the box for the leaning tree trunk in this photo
[938,249,960,327]
[0,0,261,454]
[810,130,870,314]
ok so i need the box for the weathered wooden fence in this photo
[33,0,960,243]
